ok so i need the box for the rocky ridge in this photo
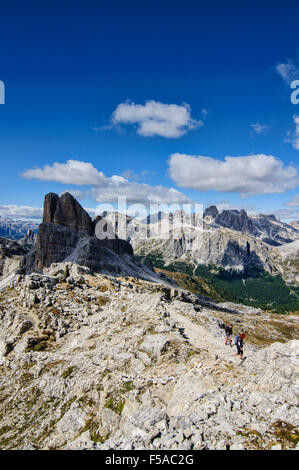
[103,208,298,282]
[204,206,298,246]
[0,267,298,450]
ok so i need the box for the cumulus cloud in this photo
[89,181,191,205]
[250,123,270,135]
[22,160,191,206]
[110,100,204,138]
[276,59,299,85]
[0,205,43,220]
[22,160,107,186]
[168,153,299,197]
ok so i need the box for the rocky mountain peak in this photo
[17,192,168,283]
[43,192,94,236]
[214,208,257,236]
[203,205,219,220]
[42,192,60,224]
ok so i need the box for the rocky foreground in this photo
[0,264,298,450]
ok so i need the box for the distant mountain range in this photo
[1,199,298,313]
[0,217,39,240]
[139,206,299,247]
[203,206,299,246]
[1,204,299,285]
[104,207,299,296]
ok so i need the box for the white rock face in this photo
[141,334,170,357]
[105,208,299,278]
[56,402,87,439]
[0,269,298,450]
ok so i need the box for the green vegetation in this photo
[138,253,299,313]
[195,265,299,314]
[105,396,125,415]
[104,381,135,415]
[236,421,299,450]
[81,420,110,443]
[122,381,134,392]
[60,396,77,419]
[61,366,76,379]
[272,420,299,448]
[186,349,199,360]
[32,342,48,352]
[0,426,11,437]
[91,430,110,443]
[97,295,110,306]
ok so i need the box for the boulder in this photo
[141,334,169,356]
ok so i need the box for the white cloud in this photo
[168,153,299,196]
[285,194,299,207]
[0,205,43,220]
[291,115,299,150]
[276,60,299,85]
[89,181,191,205]
[110,100,204,138]
[59,189,88,200]
[211,200,258,215]
[285,115,299,150]
[22,160,192,206]
[271,207,299,221]
[250,123,270,135]
[0,203,97,221]
[121,169,139,181]
[273,194,299,220]
[22,160,107,186]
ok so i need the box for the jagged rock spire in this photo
[43,192,94,236]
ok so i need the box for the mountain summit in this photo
[19,192,171,284]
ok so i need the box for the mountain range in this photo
[0,192,298,450]
[103,206,299,313]
[104,206,299,278]
[0,195,298,313]
[0,217,39,240]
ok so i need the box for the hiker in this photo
[225,324,233,346]
[234,332,246,359]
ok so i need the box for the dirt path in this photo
[171,309,238,363]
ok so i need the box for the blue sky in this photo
[0,0,299,220]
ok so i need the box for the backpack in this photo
[234,335,239,345]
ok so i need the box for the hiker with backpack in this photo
[225,324,233,346]
[234,332,246,360]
